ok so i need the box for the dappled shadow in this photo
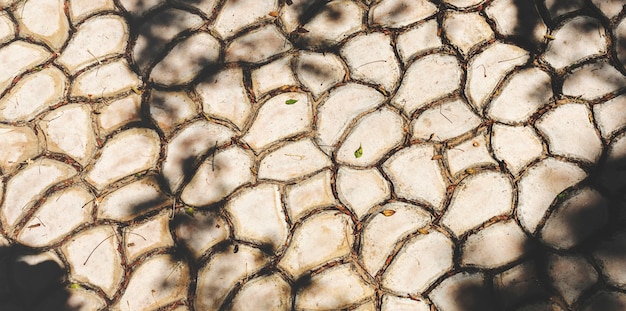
[446,0,626,310]
[30,0,626,311]
[0,245,79,311]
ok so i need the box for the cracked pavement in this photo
[1,0,626,310]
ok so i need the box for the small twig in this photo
[284,153,305,160]
[355,60,387,69]
[164,260,184,282]
[83,233,116,265]
[86,50,101,65]
[477,64,487,77]
[497,55,526,63]
[439,105,452,124]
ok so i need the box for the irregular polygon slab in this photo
[231,274,291,311]
[296,264,374,310]
[466,42,529,110]
[132,9,204,73]
[593,231,626,289]
[181,146,253,206]
[15,0,69,50]
[381,295,430,311]
[491,124,544,175]
[383,144,447,210]
[258,139,331,182]
[285,170,335,220]
[487,67,553,124]
[243,92,311,152]
[431,272,492,311]
[162,120,235,193]
[114,254,189,310]
[581,291,626,311]
[123,212,174,262]
[1,159,75,228]
[72,60,141,99]
[411,99,482,142]
[542,16,606,69]
[195,245,269,310]
[212,0,276,38]
[462,220,528,268]
[66,287,107,311]
[150,32,220,86]
[336,108,405,167]
[370,0,437,28]
[173,210,229,259]
[196,67,251,130]
[251,56,297,97]
[316,84,385,153]
[17,185,93,248]
[396,20,441,64]
[0,66,66,122]
[225,25,291,63]
[517,158,586,233]
[443,172,513,236]
[383,231,453,293]
[226,184,288,251]
[562,62,626,100]
[536,103,602,163]
[97,93,142,135]
[62,225,122,298]
[0,125,40,174]
[547,253,598,305]
[443,12,493,56]
[57,15,127,74]
[85,128,160,190]
[97,177,170,221]
[288,0,363,48]
[278,212,353,278]
[68,0,115,22]
[360,202,432,276]
[0,12,15,45]
[296,51,345,98]
[445,134,497,176]
[392,54,461,115]
[594,95,626,139]
[541,188,608,250]
[486,0,547,47]
[341,32,400,92]
[149,90,197,134]
[336,167,391,219]
[0,41,50,94]
[40,104,96,166]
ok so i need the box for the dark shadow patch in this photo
[0,245,79,311]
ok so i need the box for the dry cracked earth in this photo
[1,0,626,310]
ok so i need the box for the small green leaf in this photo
[354,144,363,158]
[557,191,567,199]
[69,283,82,289]
[285,99,298,105]
[184,207,195,216]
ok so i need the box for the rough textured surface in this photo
[0,1,624,310]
